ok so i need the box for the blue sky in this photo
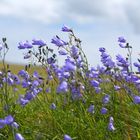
[0,0,140,67]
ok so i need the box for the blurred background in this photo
[0,0,140,67]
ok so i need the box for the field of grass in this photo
[0,64,140,140]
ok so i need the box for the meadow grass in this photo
[0,63,140,140]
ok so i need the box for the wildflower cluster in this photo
[0,25,140,139]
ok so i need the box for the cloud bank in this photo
[0,0,140,33]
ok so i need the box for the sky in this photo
[0,0,140,67]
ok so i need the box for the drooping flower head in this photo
[91,80,100,87]
[50,103,56,110]
[102,94,110,104]
[62,25,72,32]
[15,133,25,140]
[58,49,68,55]
[101,107,108,114]
[18,41,33,49]
[108,116,115,131]
[114,85,121,91]
[57,81,68,93]
[32,39,46,46]
[24,41,33,49]
[64,61,76,72]
[18,42,26,49]
[99,47,106,53]
[0,119,6,129]
[88,104,94,114]
[64,134,72,140]
[118,37,126,48]
[5,115,14,125]
[51,36,67,47]
[118,37,126,43]
[133,95,140,104]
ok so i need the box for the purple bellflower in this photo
[118,37,126,48]
[118,37,126,43]
[57,81,68,93]
[88,104,94,114]
[15,133,25,140]
[0,119,6,129]
[58,50,68,55]
[50,103,56,110]
[64,134,72,140]
[91,80,100,87]
[62,25,72,32]
[108,116,115,131]
[51,36,67,47]
[102,94,110,104]
[32,39,46,46]
[133,95,140,104]
[101,107,108,114]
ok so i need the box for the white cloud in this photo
[0,0,140,33]
[124,0,140,34]
[0,0,64,23]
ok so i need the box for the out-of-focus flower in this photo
[118,37,126,48]
[91,80,100,87]
[51,36,67,47]
[50,103,56,110]
[133,95,140,104]
[64,134,72,140]
[71,46,79,57]
[32,39,46,46]
[134,62,140,68]
[108,122,115,131]
[119,43,126,48]
[109,116,114,122]
[58,50,68,55]
[18,41,32,49]
[18,70,30,79]
[134,62,140,72]
[101,107,108,114]
[62,25,72,32]
[57,81,68,93]
[0,115,19,129]
[114,85,121,91]
[0,119,6,129]
[64,61,76,72]
[118,37,126,43]
[95,87,101,93]
[116,54,129,71]
[24,41,32,49]
[108,116,115,131]
[46,88,51,93]
[15,133,25,140]
[5,115,14,125]
[18,95,29,106]
[100,49,115,69]
[33,71,39,78]
[88,104,94,113]
[47,57,55,64]
[22,80,31,88]
[18,42,26,49]
[102,94,110,104]
[99,47,106,53]
[11,122,19,129]
[24,91,35,101]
